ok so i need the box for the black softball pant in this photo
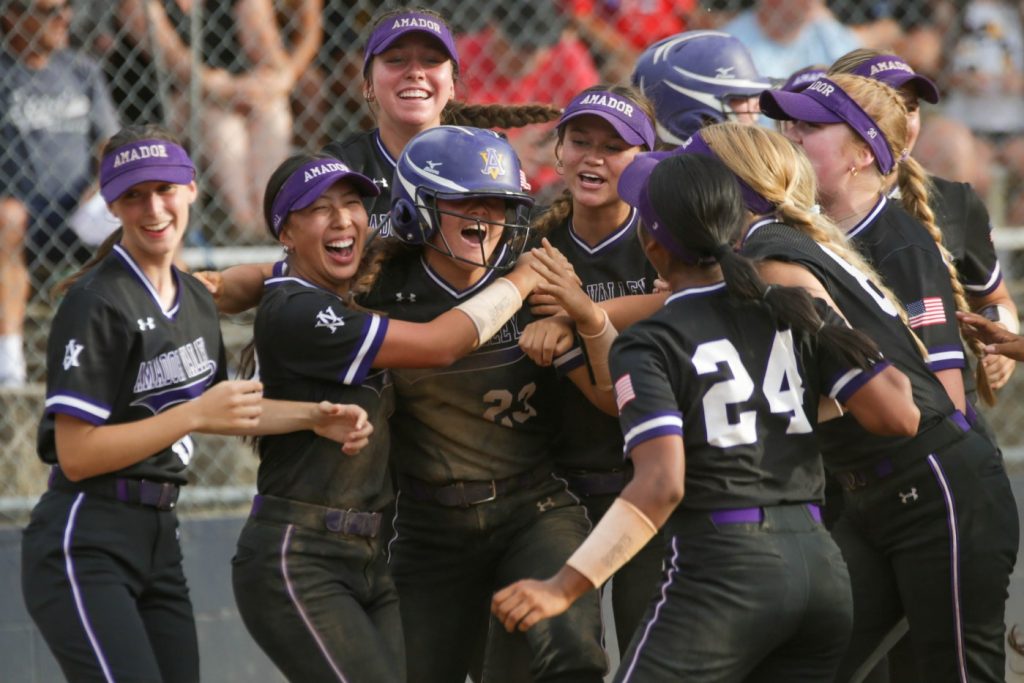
[389,476,607,683]
[832,430,1019,683]
[615,504,853,683]
[21,490,199,683]
[232,514,404,683]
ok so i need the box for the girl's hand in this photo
[530,239,603,334]
[492,577,573,633]
[311,402,373,455]
[193,379,263,433]
[194,270,223,301]
[652,277,671,294]
[958,311,1024,362]
[519,316,576,366]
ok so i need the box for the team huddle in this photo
[18,6,1022,683]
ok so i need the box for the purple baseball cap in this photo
[363,11,460,73]
[760,78,895,175]
[99,139,195,204]
[781,65,828,93]
[270,159,379,237]
[558,90,657,149]
[618,152,714,265]
[848,54,940,104]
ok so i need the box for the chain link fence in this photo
[3,0,1024,524]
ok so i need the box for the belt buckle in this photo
[460,480,497,506]
[158,483,177,510]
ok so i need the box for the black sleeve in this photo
[959,185,1003,297]
[609,327,683,457]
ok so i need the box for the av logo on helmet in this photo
[480,148,507,180]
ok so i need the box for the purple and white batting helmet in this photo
[391,126,535,269]
[632,30,771,146]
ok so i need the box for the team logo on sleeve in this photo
[479,148,507,180]
[315,306,345,333]
[62,339,84,370]
[614,373,636,411]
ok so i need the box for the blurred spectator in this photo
[916,114,994,202]
[456,4,600,197]
[0,0,119,387]
[721,0,861,79]
[828,0,944,75]
[943,0,1024,141]
[561,0,697,83]
[117,0,321,240]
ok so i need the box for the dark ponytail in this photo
[648,155,882,370]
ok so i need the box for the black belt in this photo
[833,411,970,492]
[49,468,180,511]
[250,494,382,538]
[559,467,632,497]
[399,465,552,508]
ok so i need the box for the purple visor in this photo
[270,159,380,237]
[99,139,195,203]
[676,132,775,216]
[618,152,715,265]
[760,77,895,175]
[558,90,657,149]
[849,54,940,104]
[363,11,459,73]
[781,66,827,93]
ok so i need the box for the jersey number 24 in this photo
[693,330,813,448]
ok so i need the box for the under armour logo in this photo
[63,339,84,370]
[715,66,736,78]
[424,160,443,174]
[395,292,417,302]
[315,306,345,334]
[138,317,155,331]
[537,497,556,513]
[373,177,389,189]
[898,488,919,504]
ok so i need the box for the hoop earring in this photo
[555,158,564,175]
[365,89,375,104]
[849,166,858,177]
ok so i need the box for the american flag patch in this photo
[906,297,947,329]
[614,374,635,411]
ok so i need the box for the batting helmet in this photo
[391,126,535,269]
[632,31,771,145]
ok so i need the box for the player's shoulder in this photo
[323,130,376,164]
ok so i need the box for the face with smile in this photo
[280,181,369,295]
[426,196,508,285]
[366,33,456,135]
[108,180,197,265]
[560,116,642,211]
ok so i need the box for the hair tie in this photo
[898,148,910,162]
[713,243,732,260]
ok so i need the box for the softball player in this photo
[204,6,560,313]
[20,125,370,683]
[630,30,771,146]
[230,152,547,683]
[527,84,663,655]
[830,49,1019,396]
[492,151,918,682]
[762,74,1020,683]
[361,125,609,683]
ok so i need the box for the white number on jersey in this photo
[693,330,812,447]
[483,382,538,427]
[819,244,898,317]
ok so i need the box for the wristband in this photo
[578,309,618,391]
[981,304,1020,335]
[453,277,523,346]
[566,497,658,588]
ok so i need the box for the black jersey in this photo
[610,282,880,510]
[253,276,395,511]
[544,207,658,471]
[322,129,395,238]
[927,176,1003,297]
[362,248,560,484]
[39,245,228,484]
[741,219,958,470]
[847,195,966,376]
